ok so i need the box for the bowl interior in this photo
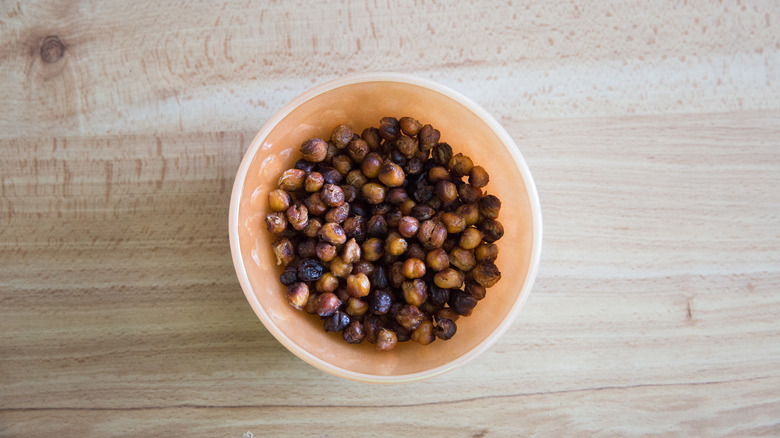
[235,79,535,380]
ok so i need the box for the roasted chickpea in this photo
[318,222,347,245]
[268,189,291,212]
[278,168,306,191]
[265,212,288,235]
[346,272,371,297]
[323,311,350,332]
[448,153,474,177]
[399,199,416,216]
[449,247,477,271]
[411,204,435,221]
[331,123,353,148]
[378,161,405,187]
[361,152,383,178]
[346,138,369,162]
[478,194,501,219]
[315,242,337,262]
[387,187,409,206]
[395,135,418,158]
[272,238,295,265]
[341,238,361,264]
[320,167,343,185]
[435,180,458,203]
[362,182,387,205]
[332,154,353,175]
[375,328,398,351]
[345,169,368,188]
[458,184,483,204]
[459,227,483,250]
[406,243,427,261]
[325,203,350,224]
[285,204,308,231]
[433,317,457,340]
[342,216,365,241]
[432,142,453,166]
[411,320,435,345]
[304,192,328,216]
[440,212,467,234]
[434,268,464,289]
[346,297,369,317]
[418,219,447,249]
[475,243,498,262]
[329,256,353,278]
[448,290,477,316]
[395,304,424,331]
[369,289,393,315]
[479,219,504,243]
[436,307,460,322]
[401,258,426,279]
[341,184,358,203]
[385,233,408,256]
[361,127,381,150]
[428,166,450,183]
[316,272,339,293]
[456,203,480,226]
[378,117,401,141]
[465,282,487,300]
[428,285,450,307]
[402,279,428,306]
[398,216,420,238]
[418,124,440,152]
[300,138,328,162]
[367,215,388,237]
[469,166,489,188]
[297,239,317,259]
[342,321,365,344]
[388,261,406,288]
[426,248,450,272]
[320,184,345,207]
[472,261,502,288]
[361,237,384,262]
[286,283,309,310]
[400,116,422,136]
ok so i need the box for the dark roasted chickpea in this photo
[345,170,368,189]
[300,138,328,162]
[297,239,317,259]
[459,227,483,250]
[268,189,291,212]
[404,156,424,175]
[378,161,405,187]
[442,235,459,253]
[449,247,477,271]
[436,307,460,322]
[346,297,369,317]
[448,290,477,316]
[265,212,288,235]
[332,154,353,175]
[448,153,474,177]
[285,204,308,231]
[346,138,369,162]
[304,172,324,192]
[342,216,365,241]
[295,159,316,173]
[341,185,358,203]
[389,148,407,166]
[412,183,434,203]
[432,142,453,165]
[433,317,457,340]
[361,152,383,178]
[272,238,295,265]
[362,182,387,205]
[305,192,328,216]
[320,167,343,185]
[435,180,458,203]
[350,202,369,217]
[418,219,448,249]
[362,237,384,262]
[427,197,444,211]
[325,142,339,162]
[396,135,418,158]
[400,116,423,136]
[352,260,375,277]
[391,320,412,342]
[280,265,298,286]
[398,216,420,238]
[418,124,441,152]
[410,204,435,221]
[479,219,504,242]
[338,238,360,264]
[367,215,388,237]
[406,243,427,261]
[375,328,398,351]
[316,272,339,293]
[428,285,450,307]
[402,279,428,307]
[441,212,467,234]
[391,190,411,207]
[325,204,350,224]
[315,242,337,262]
[386,210,403,228]
[426,248,450,272]
[396,304,424,331]
[320,184,345,207]
[342,321,365,344]
[385,232,408,256]
[286,283,309,310]
[428,166,451,183]
[369,289,393,315]
[472,261,502,288]
[278,169,306,192]
[331,123,353,148]
[329,256,353,278]
[389,261,406,288]
[465,282,487,300]
[372,265,389,290]
[361,127,382,150]
[297,258,324,282]
[346,272,371,298]
[469,165,489,188]
[323,311,350,332]
[378,117,401,141]
[363,315,384,344]
[475,243,498,262]
[458,184,482,204]
[334,287,351,304]
[478,194,501,219]
[399,199,416,216]
[304,292,318,314]
[456,203,480,226]
[401,258,426,279]
[411,320,435,345]
[434,268,464,289]
[318,222,347,245]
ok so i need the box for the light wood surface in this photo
[1,1,779,436]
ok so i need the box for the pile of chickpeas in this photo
[265,117,503,351]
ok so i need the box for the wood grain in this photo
[1,1,779,436]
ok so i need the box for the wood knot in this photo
[40,35,65,63]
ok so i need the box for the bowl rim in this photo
[229,72,543,383]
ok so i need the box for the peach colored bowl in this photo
[229,73,542,383]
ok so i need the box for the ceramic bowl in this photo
[229,73,542,383]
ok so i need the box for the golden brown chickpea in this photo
[395,135,418,158]
[305,192,328,216]
[434,268,464,289]
[346,273,371,297]
[346,297,369,317]
[268,189,291,212]
[385,232,408,256]
[479,219,505,243]
[305,172,324,192]
[272,238,295,265]
[399,199,416,216]
[265,212,288,235]
[300,138,329,162]
[459,227,483,250]
[285,204,308,231]
[315,242,337,262]
[318,222,347,245]
[417,124,441,152]
[320,184,345,207]
[341,238,361,264]
[361,152,383,178]
[469,165,489,188]
[286,283,309,310]
[427,166,450,183]
[426,248,450,272]
[398,216,420,238]
[378,161,405,187]
[465,282,487,300]
[316,272,340,293]
[329,256,353,278]
[332,154,353,175]
[411,320,435,345]
[401,258,426,279]
[331,124,353,148]
[345,169,368,188]
[449,247,477,271]
[315,292,342,317]
[402,279,428,306]
[375,328,397,351]
[362,182,387,205]
[456,203,480,226]
[435,180,458,203]
[362,237,384,262]
[361,127,381,150]
[400,116,423,136]
[448,153,474,177]
[440,212,467,234]
[278,168,306,191]
[347,138,369,162]
[472,261,502,288]
[475,243,498,262]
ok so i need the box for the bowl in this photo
[229,73,542,383]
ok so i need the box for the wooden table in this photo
[2,1,778,436]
